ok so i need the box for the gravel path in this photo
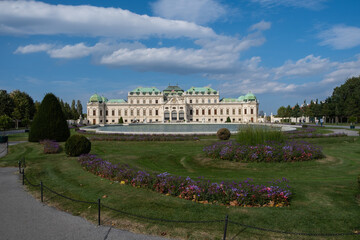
[0,167,169,240]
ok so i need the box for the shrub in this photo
[65,135,91,156]
[237,125,285,145]
[302,124,308,128]
[119,117,124,124]
[225,117,231,123]
[217,128,231,140]
[40,139,61,154]
[29,93,70,142]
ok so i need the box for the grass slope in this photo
[1,136,359,239]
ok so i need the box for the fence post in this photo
[98,198,101,226]
[223,215,228,240]
[18,160,21,174]
[41,181,43,202]
[22,169,25,185]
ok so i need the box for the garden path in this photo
[0,167,170,240]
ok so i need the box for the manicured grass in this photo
[7,132,29,141]
[1,136,360,239]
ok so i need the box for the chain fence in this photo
[19,160,360,239]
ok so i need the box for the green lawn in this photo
[1,136,359,239]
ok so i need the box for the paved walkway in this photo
[0,168,169,240]
[326,128,359,137]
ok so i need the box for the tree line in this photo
[0,89,84,128]
[276,76,360,123]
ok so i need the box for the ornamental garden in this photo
[1,91,360,239]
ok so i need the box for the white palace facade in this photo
[87,86,259,124]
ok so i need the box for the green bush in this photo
[65,135,91,157]
[225,117,231,123]
[119,117,124,124]
[302,124,308,128]
[217,128,231,140]
[29,93,70,142]
[237,125,286,145]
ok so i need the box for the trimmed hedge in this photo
[65,135,91,157]
[217,128,231,140]
[29,93,70,142]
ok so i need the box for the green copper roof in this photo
[238,96,245,101]
[108,99,126,103]
[186,86,217,94]
[89,94,102,102]
[244,92,256,101]
[130,87,161,94]
[163,86,184,92]
[221,98,238,103]
[101,96,108,103]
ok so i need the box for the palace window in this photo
[208,99,211,103]
[112,120,114,123]
[196,99,198,103]
[137,100,140,104]
[93,110,96,116]
[202,99,205,103]
[155,110,158,115]
[214,99,217,103]
[251,109,254,114]
[226,109,229,115]
[196,109,199,115]
[143,109,146,115]
[238,109,241,115]
[124,110,127,116]
[100,110,103,116]
[232,109,235,115]
[143,100,146,104]
[106,110,108,116]
[220,109,223,115]
[149,100,152,104]
[156,100,158,104]
[190,100,192,103]
[118,110,121,116]
[130,100,133,104]
[214,109,217,115]
[202,109,205,115]
[112,110,115,116]
[130,110,133,116]
[190,109,193,115]
[149,109,152,116]
[244,109,247,115]
[208,109,211,115]
[137,109,140,116]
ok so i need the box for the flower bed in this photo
[40,139,61,154]
[78,154,292,207]
[203,141,324,162]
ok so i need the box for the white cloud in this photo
[321,55,360,84]
[0,0,215,39]
[14,43,53,54]
[249,20,271,32]
[274,55,332,79]
[250,0,327,10]
[318,25,360,49]
[151,0,227,25]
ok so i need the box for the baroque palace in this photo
[87,86,259,124]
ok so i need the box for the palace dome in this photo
[89,94,102,102]
[244,92,256,101]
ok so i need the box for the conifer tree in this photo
[29,93,70,142]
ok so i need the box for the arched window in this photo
[179,110,184,120]
[164,110,170,120]
[171,110,177,121]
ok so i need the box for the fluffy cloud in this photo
[249,20,271,32]
[321,55,360,84]
[0,0,215,39]
[14,43,54,54]
[250,0,327,10]
[274,55,332,79]
[151,0,227,25]
[318,25,360,49]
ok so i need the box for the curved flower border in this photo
[78,154,292,207]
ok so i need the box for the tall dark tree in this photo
[76,100,83,118]
[277,106,286,121]
[292,103,301,122]
[285,105,292,121]
[10,90,35,128]
[29,93,70,142]
[71,100,79,120]
[0,90,14,117]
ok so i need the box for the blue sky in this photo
[1,0,360,114]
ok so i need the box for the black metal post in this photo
[223,215,229,240]
[98,198,101,226]
[18,160,21,173]
[41,181,43,202]
[22,169,25,185]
